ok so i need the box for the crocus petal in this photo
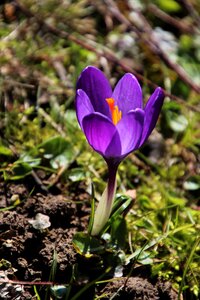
[82,113,121,158]
[77,66,112,117]
[75,89,94,130]
[104,130,122,158]
[112,73,143,114]
[117,109,144,156]
[139,87,165,146]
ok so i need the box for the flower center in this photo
[106,98,122,125]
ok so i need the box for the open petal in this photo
[140,87,165,146]
[112,73,143,114]
[76,66,112,117]
[104,130,122,158]
[75,89,94,130]
[82,113,121,157]
[117,109,144,156]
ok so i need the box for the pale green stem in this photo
[91,163,118,236]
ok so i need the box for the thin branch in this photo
[31,170,49,193]
[181,0,200,27]
[148,4,195,34]
[3,80,35,89]
[0,279,55,286]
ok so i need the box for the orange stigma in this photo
[106,98,122,125]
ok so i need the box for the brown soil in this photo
[0,182,178,299]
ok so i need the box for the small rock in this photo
[28,213,51,230]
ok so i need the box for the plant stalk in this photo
[91,162,118,236]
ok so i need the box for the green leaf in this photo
[0,145,13,157]
[11,162,32,180]
[110,215,127,249]
[169,113,188,132]
[156,0,181,12]
[72,232,104,256]
[68,168,86,182]
[138,251,153,265]
[20,154,41,167]
[39,136,74,168]
[183,176,200,191]
[39,136,70,158]
[50,286,69,299]
[168,195,186,206]
[127,235,165,263]
[111,194,133,217]
[100,194,132,235]
[88,196,95,235]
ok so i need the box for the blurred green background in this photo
[0,0,200,299]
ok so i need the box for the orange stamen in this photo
[106,98,122,125]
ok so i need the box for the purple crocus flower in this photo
[76,66,164,235]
